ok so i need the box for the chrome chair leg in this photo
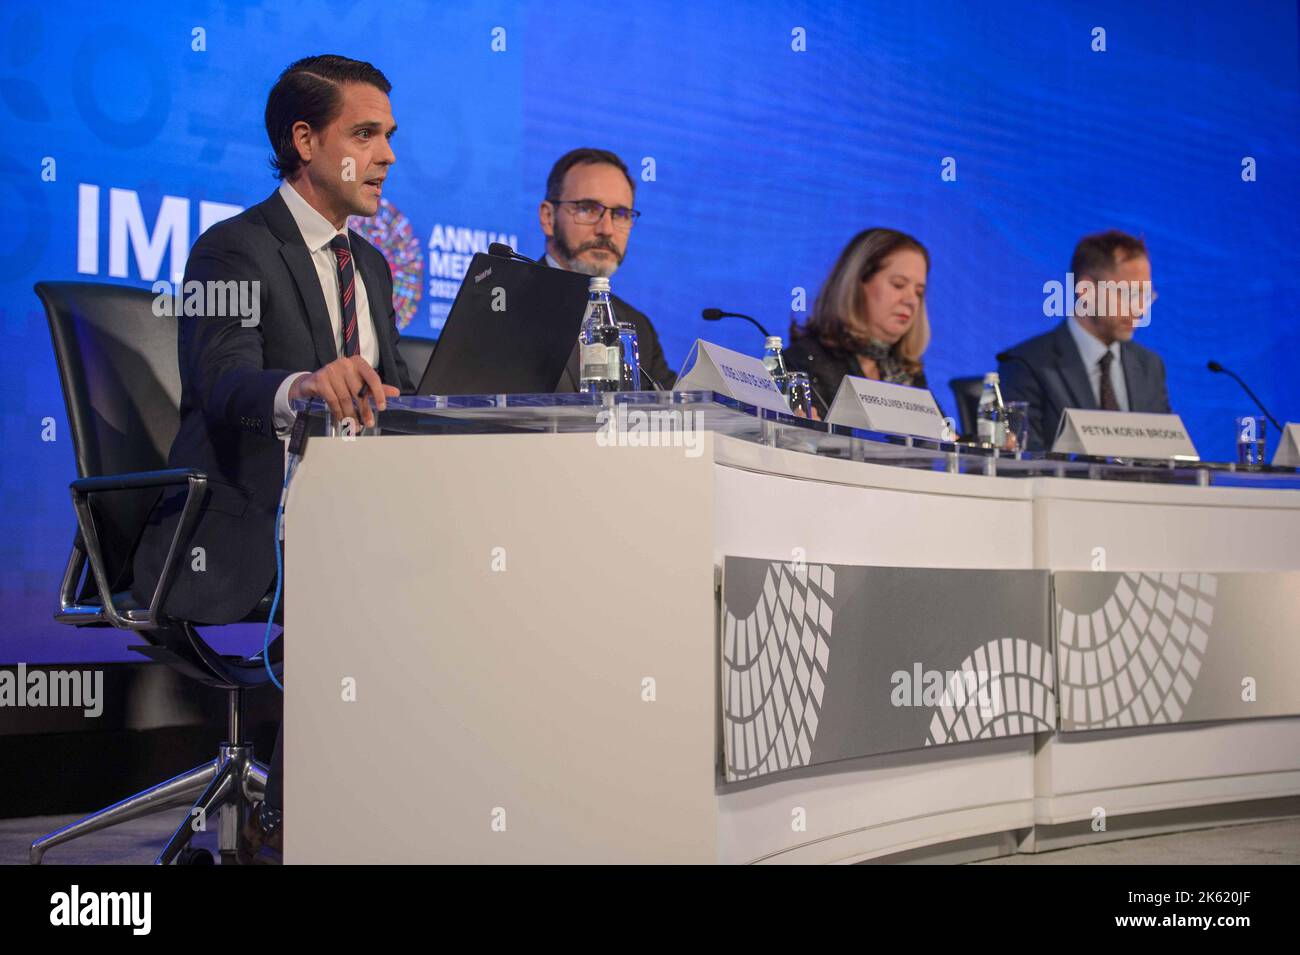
[244,758,269,800]
[29,759,218,864]
[153,743,265,864]
[155,758,238,865]
[217,744,254,857]
[29,683,270,865]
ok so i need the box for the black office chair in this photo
[948,376,985,442]
[396,334,436,390]
[31,281,282,865]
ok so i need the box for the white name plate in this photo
[1052,409,1199,460]
[1272,423,1300,468]
[674,339,790,415]
[825,375,950,440]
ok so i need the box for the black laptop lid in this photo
[417,253,590,395]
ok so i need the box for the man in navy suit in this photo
[131,55,413,861]
[999,230,1170,450]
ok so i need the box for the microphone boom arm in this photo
[1208,361,1281,431]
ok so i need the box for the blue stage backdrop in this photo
[2,1,1297,662]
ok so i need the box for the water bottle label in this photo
[581,343,614,379]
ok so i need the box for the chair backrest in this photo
[396,334,437,390]
[38,281,182,592]
[948,376,985,441]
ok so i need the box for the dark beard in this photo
[554,233,624,276]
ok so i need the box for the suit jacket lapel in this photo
[351,238,402,388]
[1054,321,1096,410]
[261,190,338,369]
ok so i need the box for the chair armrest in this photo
[68,468,210,631]
[70,468,205,495]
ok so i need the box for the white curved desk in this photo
[283,396,1300,863]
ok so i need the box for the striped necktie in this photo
[329,234,358,357]
[1098,350,1120,411]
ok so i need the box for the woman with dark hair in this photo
[784,228,934,418]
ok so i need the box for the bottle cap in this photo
[588,276,611,292]
[765,336,783,350]
[984,371,1000,384]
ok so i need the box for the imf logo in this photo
[76,183,243,284]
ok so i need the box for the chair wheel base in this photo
[176,846,214,865]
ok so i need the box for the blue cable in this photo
[263,455,297,691]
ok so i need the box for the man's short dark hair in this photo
[1071,229,1148,279]
[265,54,392,180]
[545,148,636,201]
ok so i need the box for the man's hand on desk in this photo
[288,355,399,428]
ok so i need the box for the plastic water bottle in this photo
[977,371,1007,447]
[762,336,790,393]
[578,276,621,394]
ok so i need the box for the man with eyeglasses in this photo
[539,147,676,390]
[999,229,1170,450]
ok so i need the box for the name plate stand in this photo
[824,375,951,441]
[1272,423,1300,468]
[674,339,791,417]
[1052,409,1199,461]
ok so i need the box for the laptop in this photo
[417,252,591,395]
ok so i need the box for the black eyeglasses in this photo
[547,198,641,229]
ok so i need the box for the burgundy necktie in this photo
[329,234,358,357]
[1098,350,1120,411]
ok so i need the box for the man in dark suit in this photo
[999,230,1170,450]
[537,148,676,390]
[130,55,412,861]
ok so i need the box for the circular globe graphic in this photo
[349,198,423,331]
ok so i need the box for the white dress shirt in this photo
[1068,316,1130,411]
[272,180,380,429]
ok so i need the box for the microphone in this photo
[995,350,1050,386]
[995,350,1030,368]
[702,309,834,415]
[702,308,771,338]
[487,243,537,264]
[1207,361,1280,431]
[995,350,1051,396]
[993,351,1050,449]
